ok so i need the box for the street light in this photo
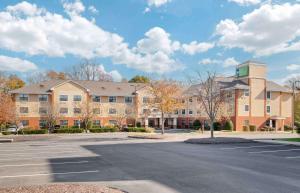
[292,80,300,133]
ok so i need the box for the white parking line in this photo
[248,149,300,154]
[0,147,76,152]
[221,144,287,150]
[0,160,89,168]
[285,156,300,159]
[0,170,99,179]
[0,150,79,156]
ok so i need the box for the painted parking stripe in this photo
[0,170,99,179]
[285,156,300,159]
[0,150,80,156]
[221,144,287,150]
[0,160,89,168]
[0,147,76,152]
[248,149,300,154]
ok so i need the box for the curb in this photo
[0,138,13,143]
[254,139,300,146]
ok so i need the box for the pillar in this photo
[173,118,177,129]
[145,118,148,128]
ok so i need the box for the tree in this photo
[192,72,224,138]
[148,80,184,134]
[68,59,113,81]
[27,71,67,84]
[129,75,150,83]
[42,105,61,133]
[0,74,25,93]
[115,108,134,130]
[0,93,16,130]
[78,102,94,132]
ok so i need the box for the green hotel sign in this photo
[236,65,249,77]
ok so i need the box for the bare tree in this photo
[191,72,224,138]
[27,71,67,84]
[148,80,184,134]
[68,59,113,82]
[42,105,61,133]
[78,102,94,132]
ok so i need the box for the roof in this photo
[266,81,292,93]
[10,80,146,96]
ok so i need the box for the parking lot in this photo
[0,134,299,193]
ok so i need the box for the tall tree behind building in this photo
[129,75,150,83]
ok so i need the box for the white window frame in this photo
[39,95,48,102]
[59,95,68,102]
[19,94,29,101]
[266,105,271,114]
[109,96,117,103]
[124,96,133,104]
[73,95,82,102]
[244,89,249,97]
[92,95,101,102]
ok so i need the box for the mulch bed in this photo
[0,184,125,193]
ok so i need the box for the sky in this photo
[0,0,300,84]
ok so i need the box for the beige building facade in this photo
[10,61,293,131]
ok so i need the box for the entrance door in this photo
[149,119,155,127]
[272,120,276,129]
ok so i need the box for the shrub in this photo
[249,125,256,132]
[193,120,202,130]
[1,131,13,135]
[136,122,142,128]
[89,127,118,133]
[213,122,221,131]
[243,125,249,131]
[223,120,233,131]
[284,125,292,131]
[17,128,47,135]
[53,128,84,133]
[125,127,153,133]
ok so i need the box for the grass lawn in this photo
[282,138,300,142]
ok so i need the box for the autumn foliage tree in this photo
[148,80,184,134]
[0,93,16,129]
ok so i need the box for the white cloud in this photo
[215,3,300,56]
[182,41,214,55]
[228,0,261,6]
[0,55,37,72]
[198,57,239,67]
[88,5,98,14]
[0,1,210,74]
[143,7,151,13]
[147,0,172,7]
[286,64,300,71]
[62,0,85,15]
[198,58,220,65]
[223,57,239,67]
[98,65,122,82]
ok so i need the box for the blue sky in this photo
[0,0,299,83]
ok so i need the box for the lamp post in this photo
[292,80,300,133]
[130,84,139,127]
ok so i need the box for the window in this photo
[174,110,179,114]
[197,110,201,115]
[143,97,150,103]
[59,95,68,101]
[182,109,186,115]
[73,108,81,114]
[125,96,133,103]
[266,91,271,100]
[60,120,68,126]
[92,95,101,102]
[109,96,117,103]
[189,110,193,115]
[244,90,249,97]
[20,107,28,113]
[266,105,271,114]
[109,108,117,114]
[20,120,29,127]
[109,120,117,126]
[39,107,47,114]
[74,120,81,127]
[244,120,249,126]
[93,120,101,126]
[39,95,48,102]
[39,120,47,128]
[189,98,193,102]
[143,109,149,114]
[244,105,249,112]
[227,92,232,98]
[73,95,82,102]
[19,94,28,101]
[93,108,100,114]
[60,108,68,114]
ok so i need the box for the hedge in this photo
[243,125,249,131]
[223,120,233,131]
[53,128,84,133]
[89,127,118,133]
[2,129,47,135]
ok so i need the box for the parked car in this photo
[6,125,19,134]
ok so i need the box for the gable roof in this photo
[266,81,292,93]
[10,80,146,96]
